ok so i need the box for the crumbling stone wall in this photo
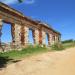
[0,2,61,51]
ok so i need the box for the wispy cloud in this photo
[0,0,18,5]
[0,0,35,5]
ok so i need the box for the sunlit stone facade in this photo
[0,2,61,51]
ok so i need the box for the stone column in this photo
[39,30,42,45]
[20,25,25,45]
[0,18,4,52]
[14,24,21,46]
[24,26,29,45]
[34,29,39,45]
[42,31,46,45]
[54,35,61,44]
[55,35,59,43]
[48,34,51,46]
[52,35,55,44]
[49,34,54,45]
[0,19,2,26]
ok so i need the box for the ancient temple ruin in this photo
[0,2,61,51]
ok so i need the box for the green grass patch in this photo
[51,43,65,51]
[62,39,74,44]
[61,39,75,49]
[62,42,75,49]
[0,42,75,61]
[51,41,75,51]
[0,45,49,59]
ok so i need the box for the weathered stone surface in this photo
[0,2,61,51]
[24,26,29,45]
[11,24,15,43]
[21,25,25,45]
[49,34,55,45]
[34,29,39,44]
[42,31,46,45]
[55,36,58,43]
[0,18,2,26]
[14,24,21,46]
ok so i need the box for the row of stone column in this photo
[0,18,60,47]
[13,23,60,46]
[13,24,40,46]
[41,31,60,45]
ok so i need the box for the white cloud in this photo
[0,0,35,5]
[0,0,18,5]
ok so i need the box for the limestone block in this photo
[14,24,21,45]
[49,34,54,45]
[24,26,29,44]
[42,31,46,45]
[55,36,58,43]
[34,29,39,44]
[0,19,3,26]
[48,34,51,45]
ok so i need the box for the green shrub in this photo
[51,43,65,51]
[63,42,75,48]
[62,39,74,44]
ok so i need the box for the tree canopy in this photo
[18,0,24,3]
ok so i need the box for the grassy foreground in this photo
[0,45,49,59]
[0,45,50,68]
[0,41,75,60]
[0,43,75,68]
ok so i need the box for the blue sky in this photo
[0,0,75,43]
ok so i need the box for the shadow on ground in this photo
[0,56,12,70]
[0,55,21,70]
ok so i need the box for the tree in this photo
[18,0,24,3]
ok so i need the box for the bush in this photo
[62,39,74,44]
[62,42,75,48]
[51,43,65,51]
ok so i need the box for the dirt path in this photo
[0,47,75,75]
